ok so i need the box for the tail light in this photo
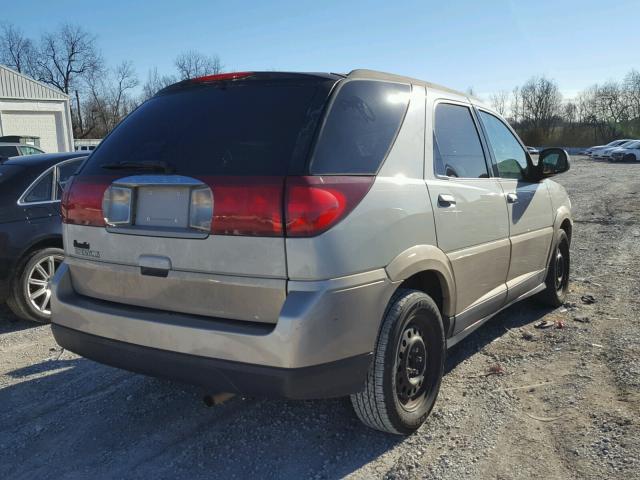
[62,174,373,238]
[189,187,214,232]
[200,176,284,236]
[284,176,374,237]
[102,186,133,226]
[62,176,115,226]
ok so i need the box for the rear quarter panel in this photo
[285,84,438,280]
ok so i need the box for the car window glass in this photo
[433,103,488,178]
[83,80,333,177]
[56,159,83,198]
[24,170,53,203]
[310,80,410,174]
[0,145,18,157]
[479,111,528,180]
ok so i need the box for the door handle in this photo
[506,193,518,204]
[438,194,456,207]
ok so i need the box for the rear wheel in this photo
[537,230,570,307]
[6,248,64,323]
[351,289,445,435]
[623,154,635,163]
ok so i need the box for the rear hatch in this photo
[62,73,338,324]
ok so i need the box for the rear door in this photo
[64,75,335,324]
[426,100,510,334]
[476,109,553,302]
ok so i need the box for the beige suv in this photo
[52,70,572,434]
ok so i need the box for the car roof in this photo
[347,69,471,98]
[159,69,476,104]
[2,151,87,169]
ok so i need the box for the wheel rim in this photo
[396,322,428,411]
[554,248,568,293]
[25,254,63,316]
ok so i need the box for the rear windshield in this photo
[81,79,334,176]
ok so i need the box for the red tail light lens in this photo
[62,174,373,238]
[62,176,116,226]
[285,176,374,237]
[199,176,284,236]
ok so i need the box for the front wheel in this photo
[537,230,570,307]
[351,289,445,435]
[6,247,64,323]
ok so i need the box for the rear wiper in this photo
[100,161,175,173]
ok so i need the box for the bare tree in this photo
[174,50,222,80]
[517,76,563,143]
[0,23,37,76]
[81,61,139,138]
[563,102,577,125]
[489,90,509,116]
[140,67,177,101]
[510,86,522,123]
[36,24,103,94]
[623,69,640,119]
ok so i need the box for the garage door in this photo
[1,111,64,153]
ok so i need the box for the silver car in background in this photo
[609,140,640,162]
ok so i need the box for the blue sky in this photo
[4,0,639,99]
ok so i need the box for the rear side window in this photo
[433,103,488,178]
[82,80,333,177]
[56,159,83,198]
[310,80,410,174]
[0,146,18,158]
[23,170,53,203]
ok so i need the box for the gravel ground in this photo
[1,156,638,479]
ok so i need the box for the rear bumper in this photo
[52,324,372,399]
[51,262,395,398]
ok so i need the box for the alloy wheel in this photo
[25,254,63,316]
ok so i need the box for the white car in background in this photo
[609,140,640,162]
[600,140,638,161]
[586,139,633,158]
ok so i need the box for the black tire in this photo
[6,247,64,323]
[623,154,635,163]
[537,230,570,307]
[350,289,445,435]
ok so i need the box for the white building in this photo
[0,65,74,153]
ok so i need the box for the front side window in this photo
[310,80,410,174]
[479,111,529,180]
[433,103,488,178]
[19,146,41,155]
[23,170,53,203]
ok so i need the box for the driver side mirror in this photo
[534,148,570,180]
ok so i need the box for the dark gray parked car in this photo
[0,152,86,322]
[51,70,572,434]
